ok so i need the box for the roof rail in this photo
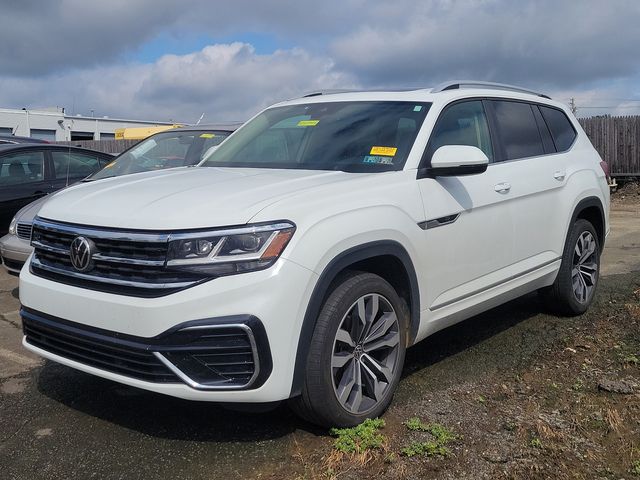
[301,89,359,97]
[431,80,551,99]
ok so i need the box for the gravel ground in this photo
[0,197,638,480]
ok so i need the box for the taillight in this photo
[599,161,610,180]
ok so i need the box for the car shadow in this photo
[35,292,545,441]
[402,292,545,382]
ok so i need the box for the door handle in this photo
[553,171,566,181]
[494,182,511,193]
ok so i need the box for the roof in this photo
[277,81,569,112]
[0,143,113,156]
[174,122,243,132]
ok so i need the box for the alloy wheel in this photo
[571,231,598,303]
[331,293,401,414]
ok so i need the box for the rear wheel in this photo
[541,219,600,315]
[291,272,408,427]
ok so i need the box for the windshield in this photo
[200,101,430,172]
[89,130,231,180]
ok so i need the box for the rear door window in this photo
[0,151,45,186]
[539,106,577,152]
[490,100,545,161]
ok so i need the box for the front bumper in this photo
[0,233,32,274]
[22,308,272,390]
[20,257,318,402]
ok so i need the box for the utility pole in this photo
[569,98,577,115]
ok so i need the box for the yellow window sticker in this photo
[297,120,320,127]
[200,133,215,138]
[370,146,397,157]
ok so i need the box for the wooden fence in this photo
[579,116,640,177]
[54,139,140,154]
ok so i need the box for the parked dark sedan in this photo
[0,134,49,145]
[0,144,113,234]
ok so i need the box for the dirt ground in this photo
[0,194,638,480]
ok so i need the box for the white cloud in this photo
[0,1,639,121]
[0,43,355,122]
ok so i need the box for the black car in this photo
[0,144,113,234]
[0,135,49,145]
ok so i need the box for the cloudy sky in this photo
[1,0,639,123]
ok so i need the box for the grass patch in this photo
[401,417,458,458]
[631,459,640,476]
[330,418,386,454]
[530,437,543,449]
[401,440,449,458]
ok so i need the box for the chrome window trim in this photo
[153,323,260,390]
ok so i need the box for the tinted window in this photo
[90,130,231,180]
[428,100,493,162]
[540,106,577,151]
[201,102,430,172]
[0,151,45,186]
[492,101,544,160]
[52,151,102,179]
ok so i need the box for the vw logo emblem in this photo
[69,236,94,272]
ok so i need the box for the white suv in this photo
[19,82,609,427]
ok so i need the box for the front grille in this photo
[30,218,206,297]
[22,311,179,383]
[16,223,32,240]
[2,256,24,272]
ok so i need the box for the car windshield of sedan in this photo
[200,101,431,172]
[89,130,231,180]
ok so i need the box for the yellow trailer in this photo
[114,124,182,140]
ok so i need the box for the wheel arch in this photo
[289,240,420,397]
[568,196,606,252]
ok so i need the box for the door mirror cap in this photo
[420,145,489,178]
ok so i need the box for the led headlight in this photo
[8,217,17,236]
[166,221,295,275]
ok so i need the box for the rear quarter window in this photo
[539,106,577,152]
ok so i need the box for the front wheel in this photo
[291,272,408,427]
[541,219,600,315]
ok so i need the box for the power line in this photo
[578,106,640,109]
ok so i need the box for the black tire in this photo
[290,272,408,428]
[540,219,600,316]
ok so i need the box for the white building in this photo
[0,107,174,141]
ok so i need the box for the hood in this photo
[14,194,51,224]
[37,166,357,230]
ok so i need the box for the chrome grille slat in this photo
[30,218,206,297]
[16,223,32,241]
[31,257,195,289]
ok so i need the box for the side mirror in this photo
[420,145,489,177]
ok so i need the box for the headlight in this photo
[166,221,295,275]
[8,217,17,235]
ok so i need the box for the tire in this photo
[290,272,408,428]
[540,219,600,316]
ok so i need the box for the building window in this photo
[30,129,56,141]
[99,132,116,139]
[71,131,95,141]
